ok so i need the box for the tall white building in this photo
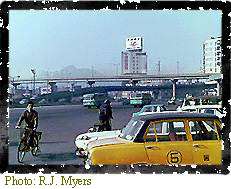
[121,37,147,75]
[203,37,221,73]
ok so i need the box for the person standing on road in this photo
[98,99,113,131]
[15,101,39,147]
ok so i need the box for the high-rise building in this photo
[203,37,221,73]
[121,37,147,75]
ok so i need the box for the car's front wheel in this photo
[75,148,87,158]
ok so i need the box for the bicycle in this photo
[17,128,42,163]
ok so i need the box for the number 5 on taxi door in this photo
[83,112,222,166]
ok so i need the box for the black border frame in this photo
[0,1,230,174]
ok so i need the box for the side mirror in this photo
[88,127,95,133]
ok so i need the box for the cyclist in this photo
[15,101,39,149]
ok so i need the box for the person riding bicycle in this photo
[98,99,113,131]
[15,101,39,148]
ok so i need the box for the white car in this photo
[75,130,121,157]
[132,104,167,117]
[19,99,27,105]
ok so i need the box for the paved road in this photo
[9,103,140,165]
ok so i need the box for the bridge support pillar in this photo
[171,79,178,100]
[215,79,222,96]
[131,79,139,86]
[87,80,95,87]
[158,90,162,100]
[48,82,57,92]
[12,83,20,90]
[70,83,75,92]
[187,79,192,84]
[12,83,21,97]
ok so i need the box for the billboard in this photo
[126,37,142,51]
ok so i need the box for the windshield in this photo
[120,119,144,141]
[131,93,142,98]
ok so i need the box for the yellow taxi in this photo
[85,112,222,166]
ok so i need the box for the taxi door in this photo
[144,120,193,165]
[189,120,222,165]
[144,141,193,165]
[191,140,222,165]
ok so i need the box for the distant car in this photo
[132,104,167,117]
[200,108,226,119]
[167,99,176,105]
[19,99,28,105]
[130,92,152,107]
[22,93,31,97]
[85,112,222,166]
[75,130,121,157]
[30,95,37,100]
[38,99,47,104]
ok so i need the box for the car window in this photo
[204,109,215,115]
[120,119,144,141]
[136,94,142,97]
[189,120,219,141]
[143,107,152,112]
[145,120,187,142]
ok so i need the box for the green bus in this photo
[130,92,152,107]
[82,93,108,108]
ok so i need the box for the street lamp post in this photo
[177,61,179,75]
[31,69,36,95]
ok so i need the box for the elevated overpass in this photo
[11,73,218,85]
[11,73,221,101]
[39,82,216,102]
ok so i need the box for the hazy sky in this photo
[9,10,221,79]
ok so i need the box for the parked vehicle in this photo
[130,92,152,107]
[19,99,28,105]
[82,93,108,108]
[40,87,52,95]
[85,112,222,166]
[167,98,176,105]
[132,104,167,117]
[177,96,225,119]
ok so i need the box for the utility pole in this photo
[91,65,94,78]
[157,60,161,75]
[177,61,179,75]
[31,69,36,95]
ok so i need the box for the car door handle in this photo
[146,146,160,150]
[193,144,207,149]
